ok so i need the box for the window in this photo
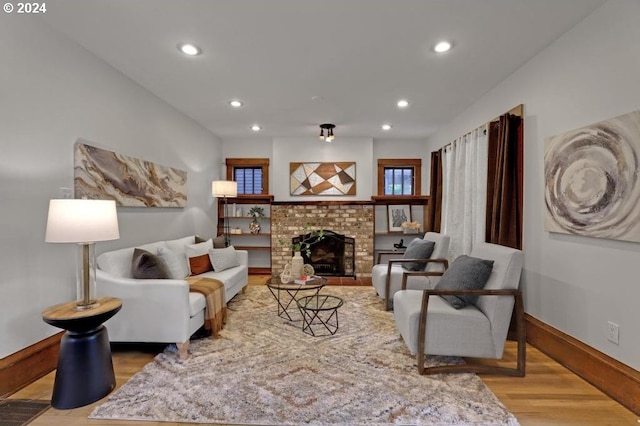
[384,167,414,195]
[226,158,269,195]
[377,159,421,196]
[234,167,262,194]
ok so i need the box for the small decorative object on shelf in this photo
[394,239,406,249]
[248,205,265,234]
[401,221,421,234]
[249,221,260,234]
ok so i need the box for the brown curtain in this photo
[486,114,523,249]
[426,149,443,232]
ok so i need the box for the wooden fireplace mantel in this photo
[271,200,374,206]
[272,195,429,207]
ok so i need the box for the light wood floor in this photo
[9,277,639,426]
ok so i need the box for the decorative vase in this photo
[249,219,260,234]
[291,251,304,280]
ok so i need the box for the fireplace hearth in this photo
[293,230,355,278]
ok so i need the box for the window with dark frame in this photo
[226,158,270,195]
[384,167,414,195]
[234,167,263,194]
[377,159,421,196]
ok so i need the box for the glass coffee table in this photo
[296,294,344,336]
[265,276,327,321]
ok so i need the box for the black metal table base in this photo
[267,286,322,321]
[52,325,116,409]
[297,295,344,337]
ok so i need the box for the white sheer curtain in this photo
[441,124,488,261]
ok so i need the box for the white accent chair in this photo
[372,232,450,310]
[393,242,525,376]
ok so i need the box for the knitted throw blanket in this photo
[186,277,227,337]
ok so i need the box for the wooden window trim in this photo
[226,158,270,195]
[377,158,422,196]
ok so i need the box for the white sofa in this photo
[96,236,248,357]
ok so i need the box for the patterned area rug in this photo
[90,286,519,425]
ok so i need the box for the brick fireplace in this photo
[270,202,374,278]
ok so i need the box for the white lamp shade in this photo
[212,180,237,197]
[45,199,120,243]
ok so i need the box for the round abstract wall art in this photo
[544,110,640,242]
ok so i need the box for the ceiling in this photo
[42,0,606,141]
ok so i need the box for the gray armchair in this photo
[393,242,525,376]
[372,232,450,310]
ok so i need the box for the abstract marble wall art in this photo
[544,110,640,242]
[74,142,187,207]
[290,162,356,196]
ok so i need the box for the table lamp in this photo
[45,199,120,311]
[212,180,237,246]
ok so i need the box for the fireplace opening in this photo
[293,230,355,277]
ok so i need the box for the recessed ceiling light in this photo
[178,43,201,56]
[381,124,392,131]
[397,99,410,108]
[434,41,452,53]
[251,124,261,132]
[229,100,243,108]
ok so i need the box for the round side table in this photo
[296,294,344,336]
[42,297,122,409]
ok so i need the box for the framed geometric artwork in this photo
[544,110,640,242]
[74,142,187,207]
[290,162,356,196]
[388,204,411,232]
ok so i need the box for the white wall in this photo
[0,17,221,358]
[272,137,373,200]
[425,0,640,369]
[222,137,428,198]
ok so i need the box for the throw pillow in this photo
[131,248,171,279]
[209,246,240,272]
[189,254,213,275]
[195,235,208,244]
[402,238,436,271]
[157,247,189,279]
[186,239,214,275]
[213,236,226,248]
[435,255,494,309]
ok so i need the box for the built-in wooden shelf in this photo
[234,245,271,251]
[217,195,274,274]
[371,195,430,204]
[224,216,271,219]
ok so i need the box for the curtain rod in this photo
[439,104,523,151]
[441,122,489,150]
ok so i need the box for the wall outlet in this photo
[607,321,620,345]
